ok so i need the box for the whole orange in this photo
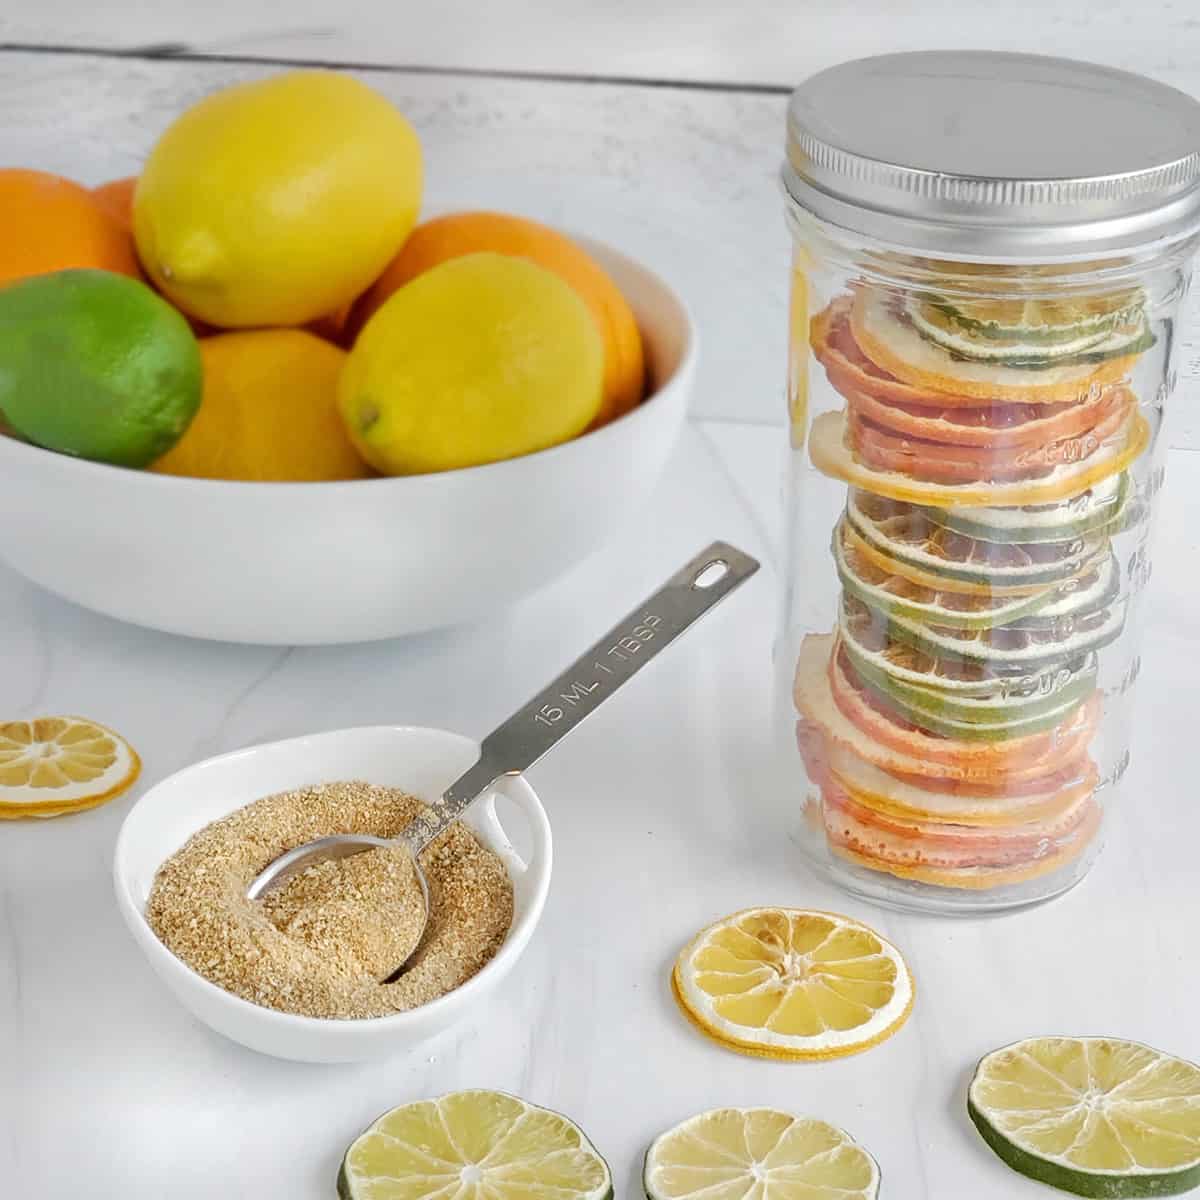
[0,169,139,285]
[92,176,138,232]
[152,329,373,482]
[351,211,645,426]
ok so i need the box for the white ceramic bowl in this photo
[0,237,693,643]
[113,725,552,1063]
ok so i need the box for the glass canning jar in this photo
[776,52,1200,914]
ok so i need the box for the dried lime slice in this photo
[904,292,1153,366]
[644,1108,880,1200]
[886,598,1126,670]
[929,473,1131,545]
[833,517,1049,629]
[969,1037,1200,1197]
[842,631,1099,729]
[847,490,1109,590]
[338,1091,612,1200]
[836,518,1120,634]
[839,594,1020,697]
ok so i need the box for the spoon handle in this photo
[404,541,759,854]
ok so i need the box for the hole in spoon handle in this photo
[411,541,759,852]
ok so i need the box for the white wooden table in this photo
[2,28,1200,1200]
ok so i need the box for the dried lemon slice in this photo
[644,1107,880,1199]
[0,716,140,818]
[672,907,914,1061]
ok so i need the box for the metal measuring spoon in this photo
[246,541,759,979]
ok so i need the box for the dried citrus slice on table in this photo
[969,1037,1200,1197]
[0,717,140,818]
[338,1090,612,1200]
[672,907,914,1060]
[644,1108,880,1199]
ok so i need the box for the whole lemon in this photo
[340,252,603,475]
[0,269,201,467]
[134,70,422,328]
[351,211,646,426]
[153,329,372,482]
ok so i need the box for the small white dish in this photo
[113,725,552,1063]
[0,235,693,644]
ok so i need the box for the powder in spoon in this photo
[145,780,514,1019]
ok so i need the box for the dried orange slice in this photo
[850,289,1140,403]
[672,907,914,1060]
[810,408,1149,508]
[0,716,140,818]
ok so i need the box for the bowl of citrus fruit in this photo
[0,71,693,644]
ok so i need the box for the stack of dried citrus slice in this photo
[798,279,1153,892]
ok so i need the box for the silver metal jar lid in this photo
[784,51,1200,259]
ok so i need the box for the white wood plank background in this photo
[6,1,1200,91]
[2,44,1200,446]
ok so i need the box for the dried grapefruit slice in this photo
[672,907,914,1061]
[820,732,1100,826]
[848,387,1134,485]
[830,810,1100,889]
[0,716,140,818]
[811,296,994,409]
[822,779,1100,875]
[844,383,1127,449]
[850,289,1141,403]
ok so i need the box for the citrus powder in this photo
[146,781,513,1019]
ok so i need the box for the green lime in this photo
[969,1037,1200,1197]
[0,268,202,467]
[338,1090,613,1200]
